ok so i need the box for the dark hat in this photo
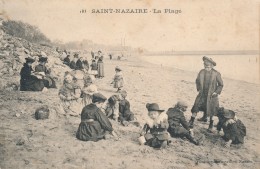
[25,57,35,63]
[223,109,235,119]
[39,57,48,62]
[115,66,122,71]
[92,93,107,103]
[146,103,164,112]
[203,56,216,66]
[176,101,188,108]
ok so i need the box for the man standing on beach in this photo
[189,56,224,132]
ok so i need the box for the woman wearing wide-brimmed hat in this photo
[139,103,170,149]
[20,57,45,91]
[216,107,246,148]
[111,66,124,92]
[35,56,56,88]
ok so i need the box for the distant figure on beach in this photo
[167,101,200,145]
[97,53,104,78]
[81,75,98,106]
[118,90,136,126]
[216,107,246,148]
[76,93,119,142]
[109,54,112,60]
[111,66,124,92]
[189,56,224,132]
[139,103,169,149]
[35,57,56,88]
[20,57,45,91]
[59,72,83,116]
[90,59,98,78]
[91,51,94,59]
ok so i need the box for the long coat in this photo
[76,103,113,141]
[20,63,45,91]
[97,59,104,77]
[192,69,223,116]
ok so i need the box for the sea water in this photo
[142,55,259,84]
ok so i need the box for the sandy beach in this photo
[1,55,260,169]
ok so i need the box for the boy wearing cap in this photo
[189,56,224,132]
[140,103,169,149]
[20,57,45,91]
[167,101,199,145]
[76,93,118,141]
[216,107,246,148]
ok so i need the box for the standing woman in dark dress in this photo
[97,55,104,78]
[20,57,45,91]
[76,93,119,142]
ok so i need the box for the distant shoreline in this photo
[145,50,259,56]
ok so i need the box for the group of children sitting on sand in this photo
[58,65,246,150]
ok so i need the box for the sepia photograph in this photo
[0,0,259,169]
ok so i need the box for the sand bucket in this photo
[138,136,146,145]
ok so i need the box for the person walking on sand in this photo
[111,66,124,92]
[139,103,170,149]
[188,56,224,132]
[167,101,200,145]
[76,93,119,142]
[216,107,246,148]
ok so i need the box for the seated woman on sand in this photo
[59,71,84,116]
[35,56,56,88]
[20,57,46,91]
[216,107,246,148]
[76,93,118,142]
[139,103,170,149]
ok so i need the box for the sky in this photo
[0,0,259,51]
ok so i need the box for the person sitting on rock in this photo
[59,71,83,116]
[216,107,246,148]
[35,56,56,88]
[118,90,136,126]
[167,101,199,145]
[76,93,119,142]
[140,103,170,149]
[20,57,45,91]
[70,53,78,70]
[63,54,70,66]
[76,57,84,70]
